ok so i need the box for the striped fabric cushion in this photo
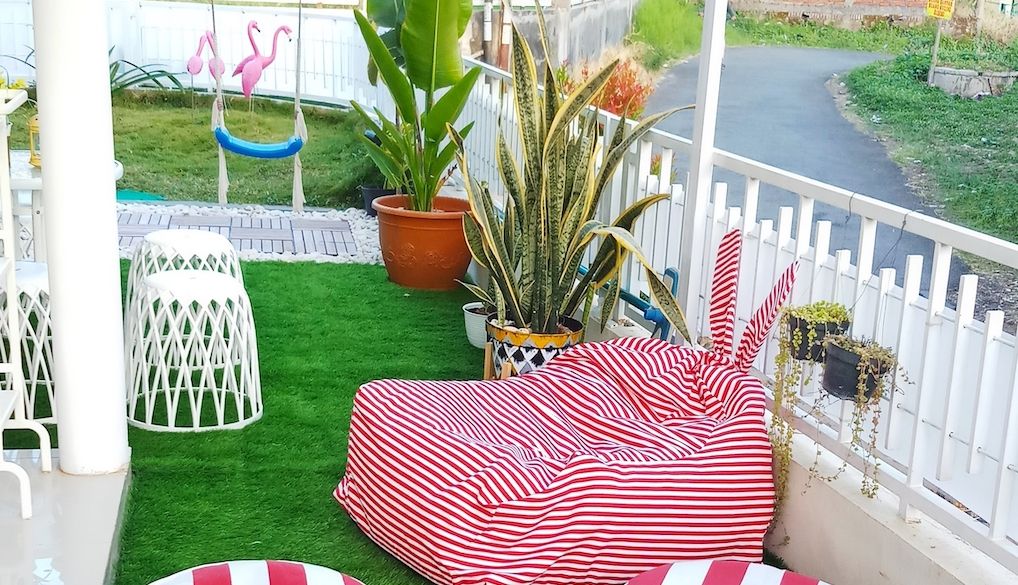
[336,337,777,585]
[626,560,828,585]
[150,560,364,585]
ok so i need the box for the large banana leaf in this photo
[401,0,471,93]
[367,0,404,28]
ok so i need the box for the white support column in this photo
[33,0,130,475]
[678,0,727,337]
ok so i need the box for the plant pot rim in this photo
[372,194,470,219]
[486,313,584,340]
[789,315,851,328]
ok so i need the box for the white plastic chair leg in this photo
[0,460,32,518]
[5,418,52,472]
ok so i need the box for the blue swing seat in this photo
[214,127,304,159]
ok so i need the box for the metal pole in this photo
[677,0,728,338]
[928,19,943,86]
[32,0,130,475]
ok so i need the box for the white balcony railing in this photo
[4,0,1018,575]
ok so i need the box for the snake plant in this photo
[451,14,692,340]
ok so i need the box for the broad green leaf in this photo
[367,0,404,28]
[401,0,466,92]
[354,11,417,124]
[424,67,480,141]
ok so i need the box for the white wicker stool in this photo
[0,261,55,422]
[126,270,261,431]
[126,229,242,302]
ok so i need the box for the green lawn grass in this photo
[7,91,382,209]
[845,55,1018,242]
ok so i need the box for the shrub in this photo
[629,0,702,70]
[559,58,654,118]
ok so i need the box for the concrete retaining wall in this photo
[730,0,926,26]
[930,65,1018,98]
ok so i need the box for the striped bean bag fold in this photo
[335,230,797,585]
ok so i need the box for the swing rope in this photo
[292,0,307,212]
[208,0,308,211]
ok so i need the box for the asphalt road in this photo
[644,46,965,293]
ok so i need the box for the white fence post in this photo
[677,0,727,337]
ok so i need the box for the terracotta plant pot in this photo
[486,314,584,376]
[373,195,472,291]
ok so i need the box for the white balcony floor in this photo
[0,449,127,585]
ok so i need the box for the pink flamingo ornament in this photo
[237,25,292,99]
[186,31,224,78]
[231,21,262,77]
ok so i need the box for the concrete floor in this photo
[0,450,127,585]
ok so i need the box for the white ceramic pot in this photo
[463,302,489,349]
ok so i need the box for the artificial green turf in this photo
[6,91,383,209]
[0,261,478,584]
[113,262,480,584]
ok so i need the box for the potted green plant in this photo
[449,17,692,376]
[785,301,851,362]
[351,1,480,290]
[821,335,895,401]
[769,326,900,517]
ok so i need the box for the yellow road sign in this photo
[926,0,954,19]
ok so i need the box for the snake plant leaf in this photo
[462,212,491,269]
[453,130,525,322]
[594,106,693,202]
[510,27,542,199]
[646,269,691,343]
[533,2,554,67]
[424,67,480,141]
[497,132,526,223]
[600,277,621,333]
[401,0,466,92]
[459,281,494,307]
[355,11,417,124]
[545,61,617,156]
[544,62,560,133]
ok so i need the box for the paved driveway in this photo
[644,46,964,292]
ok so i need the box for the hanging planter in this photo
[486,315,584,376]
[821,337,895,401]
[785,301,851,362]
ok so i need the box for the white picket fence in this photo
[5,0,1018,574]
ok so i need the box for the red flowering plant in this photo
[557,57,653,119]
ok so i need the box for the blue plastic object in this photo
[575,265,680,341]
[214,127,304,159]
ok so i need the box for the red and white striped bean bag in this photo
[335,230,797,585]
[626,560,828,585]
[150,561,364,585]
